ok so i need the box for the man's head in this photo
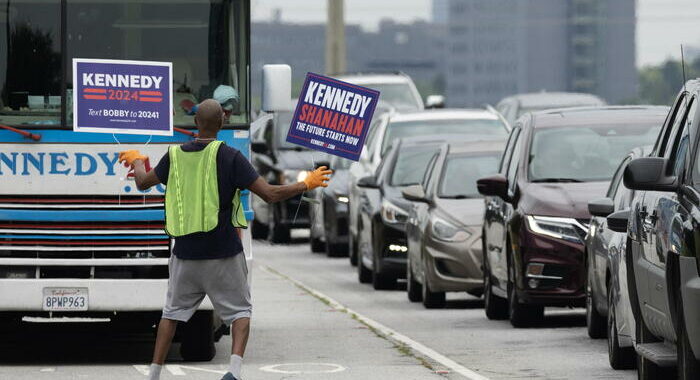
[194,99,224,137]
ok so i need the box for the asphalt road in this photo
[0,236,635,379]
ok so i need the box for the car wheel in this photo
[508,264,543,328]
[310,237,325,253]
[268,205,290,244]
[484,262,508,320]
[678,289,700,379]
[357,253,372,284]
[326,241,349,258]
[421,277,446,309]
[349,233,359,266]
[586,282,606,339]
[179,311,216,361]
[407,257,422,302]
[372,254,396,290]
[251,219,269,240]
[607,286,635,370]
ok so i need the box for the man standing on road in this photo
[118,99,332,380]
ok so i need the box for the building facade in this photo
[445,0,637,106]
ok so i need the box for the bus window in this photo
[66,0,249,127]
[0,0,62,126]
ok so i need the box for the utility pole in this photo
[325,0,346,75]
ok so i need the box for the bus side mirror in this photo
[262,64,292,112]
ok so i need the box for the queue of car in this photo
[251,71,700,378]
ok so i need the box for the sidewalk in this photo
[235,261,443,379]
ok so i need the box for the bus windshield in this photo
[0,0,249,128]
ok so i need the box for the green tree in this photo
[636,57,700,106]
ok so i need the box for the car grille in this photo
[0,195,170,279]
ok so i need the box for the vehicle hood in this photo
[434,198,485,227]
[275,149,323,170]
[519,181,609,219]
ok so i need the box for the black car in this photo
[355,137,445,290]
[477,106,668,327]
[251,110,329,243]
[309,155,352,256]
[585,146,651,370]
[611,80,700,379]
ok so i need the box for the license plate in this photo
[42,288,88,311]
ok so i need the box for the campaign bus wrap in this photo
[286,73,380,161]
[73,58,173,136]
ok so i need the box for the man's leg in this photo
[148,318,178,380]
[228,317,250,379]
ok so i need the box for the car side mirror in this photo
[402,184,429,203]
[588,197,614,217]
[623,157,677,192]
[476,174,509,201]
[607,209,629,233]
[251,141,268,154]
[357,175,379,189]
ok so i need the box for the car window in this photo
[365,116,385,157]
[669,98,696,178]
[499,127,520,173]
[369,83,422,110]
[422,152,441,191]
[528,123,662,182]
[274,111,309,150]
[606,157,630,199]
[390,146,440,187]
[507,132,524,192]
[438,153,500,198]
[381,118,507,156]
[658,93,688,157]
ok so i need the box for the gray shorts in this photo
[162,253,251,325]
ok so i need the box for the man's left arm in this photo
[119,150,161,191]
[132,160,161,191]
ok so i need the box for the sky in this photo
[250,0,700,67]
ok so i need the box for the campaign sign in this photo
[73,58,173,136]
[286,73,380,161]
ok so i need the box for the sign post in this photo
[73,58,173,136]
[286,73,379,161]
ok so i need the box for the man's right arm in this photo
[247,166,332,203]
[247,177,307,203]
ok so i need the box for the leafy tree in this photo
[635,57,700,106]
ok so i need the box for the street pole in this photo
[325,0,346,75]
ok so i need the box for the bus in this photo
[0,0,268,361]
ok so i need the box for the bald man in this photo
[119,99,331,380]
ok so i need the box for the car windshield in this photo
[390,146,439,187]
[518,103,602,117]
[0,0,248,127]
[368,83,422,110]
[275,111,308,150]
[439,153,500,198]
[529,124,662,182]
[381,118,507,156]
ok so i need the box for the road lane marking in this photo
[259,265,490,380]
[259,362,346,374]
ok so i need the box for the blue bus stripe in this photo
[0,209,164,222]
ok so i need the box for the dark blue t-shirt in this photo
[154,141,259,259]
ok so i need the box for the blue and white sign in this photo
[286,73,380,161]
[73,58,173,136]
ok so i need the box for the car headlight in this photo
[526,215,586,244]
[431,218,470,242]
[281,170,308,184]
[381,200,408,224]
[336,195,349,203]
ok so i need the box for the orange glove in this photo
[303,166,332,190]
[118,150,148,167]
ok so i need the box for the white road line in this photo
[259,265,490,380]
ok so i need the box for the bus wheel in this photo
[180,311,216,362]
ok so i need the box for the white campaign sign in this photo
[0,144,169,195]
